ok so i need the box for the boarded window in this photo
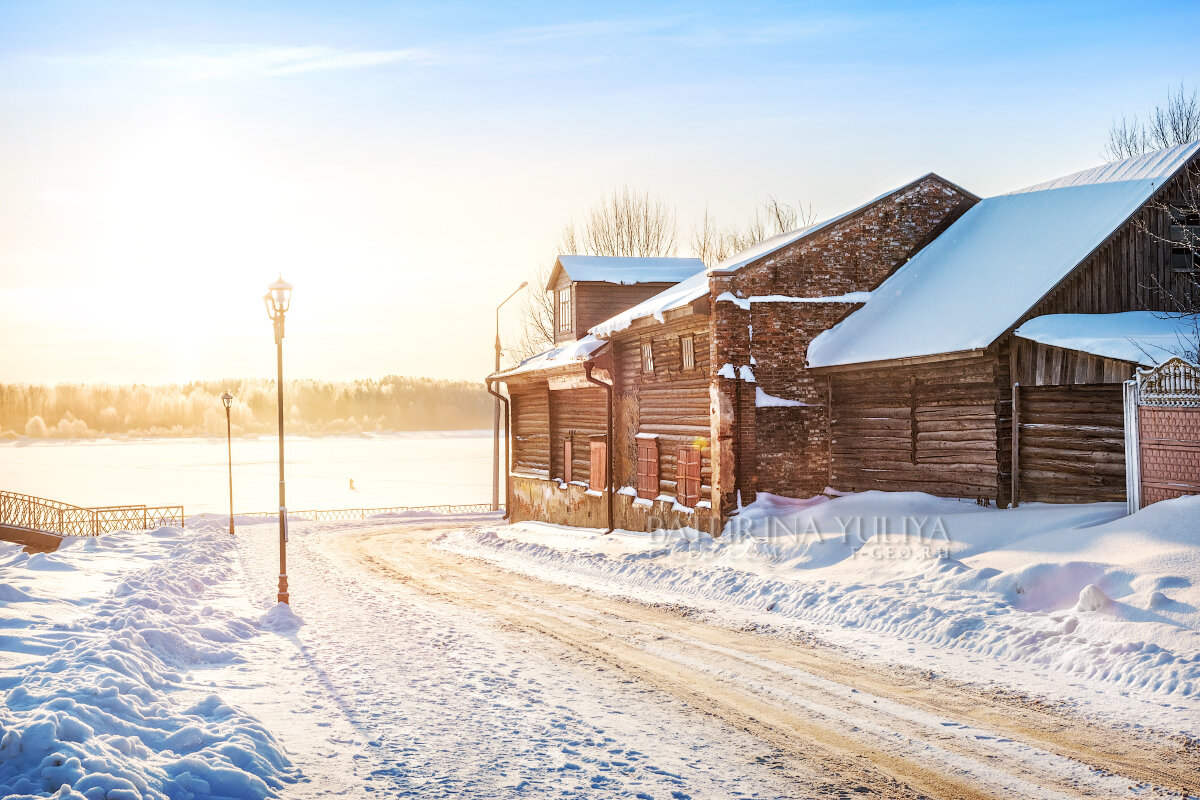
[641,342,654,373]
[1170,207,1200,273]
[680,335,695,370]
[636,436,659,499]
[563,438,573,482]
[558,287,573,331]
[589,438,607,491]
[677,445,701,507]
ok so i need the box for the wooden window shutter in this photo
[563,438,573,482]
[677,445,701,507]
[589,438,607,492]
[680,335,695,370]
[636,436,659,499]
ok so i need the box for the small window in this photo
[641,342,654,373]
[558,287,573,331]
[680,335,695,370]
[677,445,701,507]
[1170,207,1200,273]
[563,438,573,483]
[589,438,607,491]
[636,436,659,499]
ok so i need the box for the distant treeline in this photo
[0,377,491,439]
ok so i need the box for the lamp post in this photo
[221,392,234,536]
[493,281,528,511]
[264,275,293,604]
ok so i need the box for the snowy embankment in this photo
[441,492,1200,723]
[0,524,298,799]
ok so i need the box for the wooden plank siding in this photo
[511,385,551,477]
[614,315,713,504]
[550,271,680,344]
[1011,338,1138,386]
[829,355,1005,500]
[1017,385,1126,503]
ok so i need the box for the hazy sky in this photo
[1,1,1196,384]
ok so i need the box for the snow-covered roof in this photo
[808,141,1200,368]
[550,255,705,287]
[1014,312,1200,367]
[588,176,960,338]
[495,335,609,378]
[589,270,710,338]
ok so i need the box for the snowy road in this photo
[231,517,1199,799]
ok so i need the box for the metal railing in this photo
[0,490,185,538]
[239,503,498,522]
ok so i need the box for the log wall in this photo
[549,388,607,483]
[1016,384,1126,503]
[829,355,1004,500]
[510,385,550,477]
[614,315,712,504]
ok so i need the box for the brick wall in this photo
[710,175,977,500]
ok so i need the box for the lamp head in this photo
[266,275,293,316]
[519,281,529,289]
[221,392,233,409]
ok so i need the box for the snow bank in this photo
[442,492,1200,706]
[0,525,298,798]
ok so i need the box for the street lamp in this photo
[264,275,293,604]
[221,392,234,537]
[493,281,528,511]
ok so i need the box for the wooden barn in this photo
[807,140,1200,506]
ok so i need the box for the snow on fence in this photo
[0,489,185,537]
[239,503,498,522]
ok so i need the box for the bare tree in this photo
[690,197,818,268]
[1131,164,1200,363]
[509,187,680,362]
[564,186,678,258]
[1105,83,1200,161]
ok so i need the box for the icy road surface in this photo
[231,516,1199,799]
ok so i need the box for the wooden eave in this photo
[806,347,992,374]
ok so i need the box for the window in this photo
[677,445,701,507]
[589,437,607,491]
[636,435,659,499]
[1170,207,1200,273]
[558,287,573,332]
[563,438,573,482]
[641,342,654,373]
[680,335,695,370]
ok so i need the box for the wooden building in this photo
[808,140,1200,507]
[492,142,1200,532]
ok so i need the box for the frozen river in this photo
[0,431,498,515]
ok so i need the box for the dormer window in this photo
[1170,207,1200,273]
[558,287,573,332]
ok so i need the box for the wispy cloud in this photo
[42,45,442,80]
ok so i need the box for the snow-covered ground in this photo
[441,492,1200,733]
[1,514,801,798]
[3,491,1198,798]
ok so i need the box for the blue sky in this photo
[1,1,1197,383]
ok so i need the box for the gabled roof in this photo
[710,173,974,274]
[807,141,1200,369]
[1014,312,1199,367]
[588,174,968,338]
[546,255,705,290]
